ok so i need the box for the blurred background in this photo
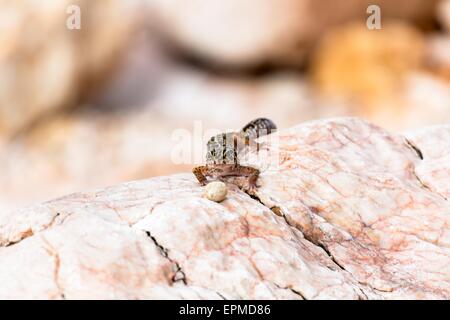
[1,0,449,210]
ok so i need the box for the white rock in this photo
[204,181,228,202]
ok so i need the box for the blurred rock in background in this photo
[1,0,450,210]
[309,21,450,128]
[426,35,450,81]
[438,0,450,31]
[311,22,425,106]
[147,0,438,68]
[0,0,139,139]
[430,0,450,81]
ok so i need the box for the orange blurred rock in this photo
[309,20,450,130]
[311,22,425,109]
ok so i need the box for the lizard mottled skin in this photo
[193,118,277,192]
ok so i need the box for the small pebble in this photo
[204,181,228,202]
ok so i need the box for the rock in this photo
[310,22,425,105]
[405,125,450,200]
[425,35,450,81]
[394,73,450,129]
[2,57,450,208]
[438,0,450,31]
[147,0,438,68]
[204,181,228,202]
[309,22,450,130]
[0,0,139,136]
[1,118,449,299]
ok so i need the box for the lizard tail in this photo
[240,118,277,139]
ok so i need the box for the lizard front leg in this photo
[235,165,260,192]
[192,166,209,186]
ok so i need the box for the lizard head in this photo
[206,132,239,165]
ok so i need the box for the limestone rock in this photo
[1,118,449,299]
[147,0,438,68]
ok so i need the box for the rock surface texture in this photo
[0,118,449,299]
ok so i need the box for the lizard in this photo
[192,118,276,192]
